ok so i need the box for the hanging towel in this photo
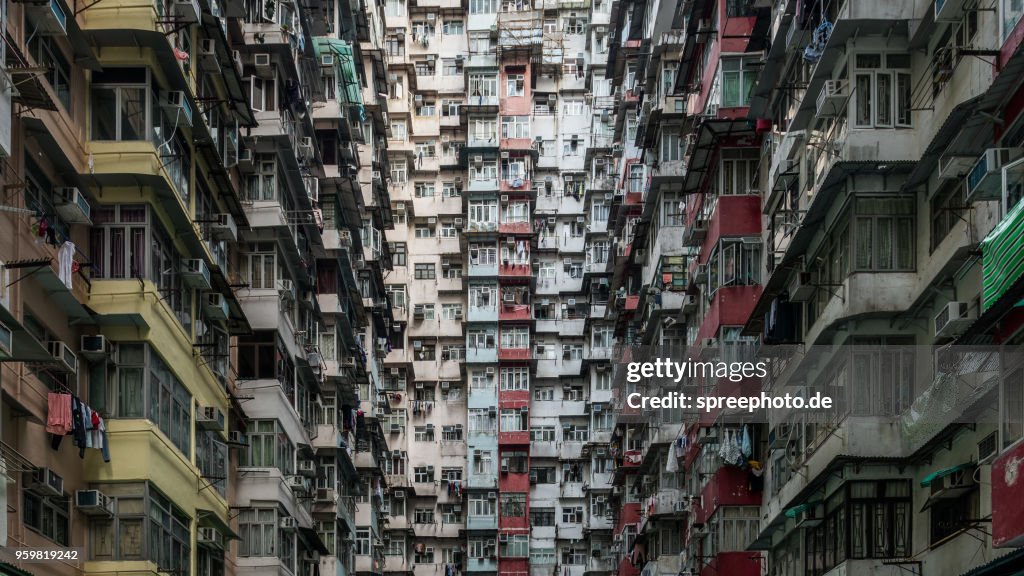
[58,241,75,289]
[665,440,678,473]
[46,393,73,435]
[741,425,752,458]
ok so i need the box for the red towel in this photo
[46,393,73,435]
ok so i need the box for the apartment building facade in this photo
[378,0,624,574]
[605,1,1024,576]
[0,1,393,576]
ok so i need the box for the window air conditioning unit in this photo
[254,53,272,69]
[26,467,64,497]
[173,0,200,21]
[280,517,299,531]
[321,54,335,67]
[934,301,976,338]
[815,79,848,117]
[440,381,450,390]
[673,500,688,513]
[500,195,510,203]
[205,293,229,321]
[789,272,815,302]
[390,423,400,434]
[975,430,999,465]
[474,155,483,164]
[937,154,976,180]
[180,259,212,290]
[394,491,406,499]
[210,213,238,241]
[198,527,225,549]
[298,460,317,477]
[75,489,114,516]
[80,335,109,361]
[229,431,248,445]
[315,488,336,503]
[427,216,438,225]
[501,151,510,159]
[285,476,308,492]
[53,187,92,224]
[160,90,193,127]
[454,217,464,228]
[237,148,255,169]
[47,341,78,374]
[966,148,1023,202]
[198,39,220,73]
[197,406,225,431]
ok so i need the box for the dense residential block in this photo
[0,0,1023,576]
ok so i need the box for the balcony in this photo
[467,514,498,531]
[499,262,532,277]
[498,430,530,445]
[467,303,499,323]
[499,302,532,321]
[469,260,499,277]
[466,346,498,363]
[467,177,500,193]
[466,557,499,572]
[499,220,533,235]
[500,177,533,193]
[498,346,531,361]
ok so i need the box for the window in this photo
[470,284,496,307]
[563,424,589,442]
[414,426,434,442]
[530,427,556,443]
[500,327,530,348]
[852,197,915,271]
[473,450,493,474]
[500,409,527,432]
[390,159,408,183]
[196,432,229,497]
[441,303,463,320]
[718,148,759,195]
[562,99,585,115]
[441,425,464,441]
[506,73,525,96]
[107,344,192,455]
[1003,356,1024,449]
[803,481,911,576]
[720,57,755,107]
[660,131,684,162]
[414,182,435,198]
[710,239,761,291]
[469,538,495,558]
[561,547,587,565]
[386,535,405,556]
[29,37,71,110]
[500,493,527,517]
[89,484,192,573]
[389,243,407,267]
[500,534,529,557]
[443,19,464,34]
[241,420,295,475]
[415,263,436,279]
[469,75,498,98]
[500,367,529,390]
[530,507,555,525]
[930,490,976,546]
[853,53,912,128]
[414,507,435,524]
[91,68,151,141]
[501,116,530,138]
[470,0,497,13]
[390,120,408,141]
[502,451,528,473]
[629,164,645,193]
[469,494,496,516]
[23,492,69,545]
[413,466,434,483]
[472,160,499,181]
[249,76,278,112]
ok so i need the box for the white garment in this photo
[666,441,679,473]
[58,241,75,289]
